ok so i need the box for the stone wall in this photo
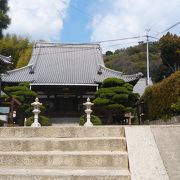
[144,115,180,125]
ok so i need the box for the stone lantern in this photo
[83,97,94,126]
[31,97,42,127]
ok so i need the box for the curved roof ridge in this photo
[2,64,34,83]
[99,64,123,76]
[29,43,42,73]
[121,72,143,78]
[0,54,12,64]
[5,65,33,74]
[35,42,100,48]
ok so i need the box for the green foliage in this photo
[19,82,31,87]
[123,83,133,91]
[102,78,125,87]
[79,115,102,126]
[16,48,32,68]
[3,83,37,120]
[0,94,10,106]
[151,64,171,82]
[104,42,162,82]
[111,86,129,94]
[105,51,113,56]
[0,94,9,101]
[0,61,10,74]
[96,88,114,98]
[159,32,180,71]
[171,99,180,113]
[4,85,37,102]
[94,78,138,122]
[0,0,11,38]
[93,97,109,105]
[26,116,51,126]
[107,104,125,113]
[112,94,128,103]
[142,71,180,120]
[0,34,32,68]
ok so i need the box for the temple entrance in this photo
[56,97,78,112]
[42,96,80,117]
[32,85,97,120]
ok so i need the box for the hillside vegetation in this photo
[0,34,32,69]
[104,42,167,82]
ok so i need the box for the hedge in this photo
[142,71,180,120]
[26,116,51,126]
[79,115,102,126]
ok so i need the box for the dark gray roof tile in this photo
[0,54,12,64]
[2,43,143,85]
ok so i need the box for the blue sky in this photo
[61,0,92,43]
[6,0,180,51]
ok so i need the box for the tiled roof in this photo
[133,78,153,96]
[3,65,34,82]
[2,42,143,85]
[0,54,12,64]
[95,65,143,83]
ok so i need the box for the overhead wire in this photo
[8,36,146,59]
[21,35,145,49]
[101,41,141,48]
[154,21,180,37]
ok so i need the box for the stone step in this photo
[0,151,128,169]
[0,168,131,180]
[0,126,125,138]
[0,137,127,152]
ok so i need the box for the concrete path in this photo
[125,126,169,180]
[151,125,180,180]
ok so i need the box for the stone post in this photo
[83,97,94,126]
[31,97,42,127]
[24,118,27,127]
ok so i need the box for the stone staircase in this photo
[0,126,131,180]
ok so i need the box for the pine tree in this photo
[93,78,139,123]
[0,0,11,38]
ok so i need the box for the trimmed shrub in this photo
[142,71,180,120]
[79,115,102,126]
[111,86,129,94]
[112,94,128,103]
[26,116,51,126]
[102,78,125,88]
[93,98,109,105]
[107,104,125,113]
[94,78,138,123]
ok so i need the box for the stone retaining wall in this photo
[144,115,180,125]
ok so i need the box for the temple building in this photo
[0,54,12,124]
[0,54,12,94]
[0,54,12,65]
[2,42,143,119]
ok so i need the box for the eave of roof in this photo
[1,42,143,85]
[95,65,143,83]
[0,54,12,64]
[30,83,98,86]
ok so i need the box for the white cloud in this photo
[6,0,70,41]
[90,0,180,51]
